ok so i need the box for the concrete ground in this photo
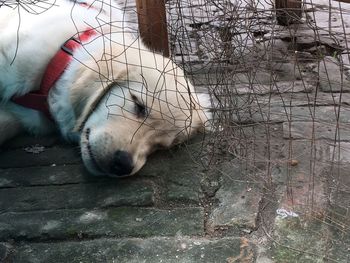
[1,0,350,262]
[0,103,349,263]
[1,71,349,263]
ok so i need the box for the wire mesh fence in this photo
[164,0,350,261]
[85,0,349,260]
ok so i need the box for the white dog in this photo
[0,0,211,177]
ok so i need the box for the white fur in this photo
[0,0,212,176]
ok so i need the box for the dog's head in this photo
[73,58,211,177]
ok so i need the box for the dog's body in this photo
[0,0,211,177]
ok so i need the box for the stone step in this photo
[0,181,154,212]
[2,237,256,263]
[283,121,350,141]
[207,161,263,235]
[268,140,346,262]
[0,145,81,168]
[232,105,350,124]
[0,207,204,241]
[0,164,96,188]
[2,135,60,150]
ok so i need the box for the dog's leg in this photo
[0,104,56,147]
[4,102,56,135]
[0,110,23,145]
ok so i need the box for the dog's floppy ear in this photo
[73,82,115,132]
[72,67,131,132]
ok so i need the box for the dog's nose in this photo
[110,150,134,176]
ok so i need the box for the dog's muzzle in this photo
[84,128,135,177]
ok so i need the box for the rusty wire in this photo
[165,0,350,260]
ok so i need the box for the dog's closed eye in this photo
[131,94,147,118]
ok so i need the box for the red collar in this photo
[11,28,96,120]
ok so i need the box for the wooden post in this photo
[136,0,170,57]
[275,0,302,26]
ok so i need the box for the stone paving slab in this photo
[233,105,350,124]
[328,142,350,163]
[0,164,95,187]
[265,138,344,262]
[271,217,332,263]
[2,237,256,263]
[273,139,329,210]
[0,181,154,212]
[319,56,350,92]
[283,121,350,140]
[208,161,262,235]
[0,207,204,241]
[325,164,350,242]
[0,145,81,168]
[2,135,60,150]
[198,80,314,96]
[246,92,350,107]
